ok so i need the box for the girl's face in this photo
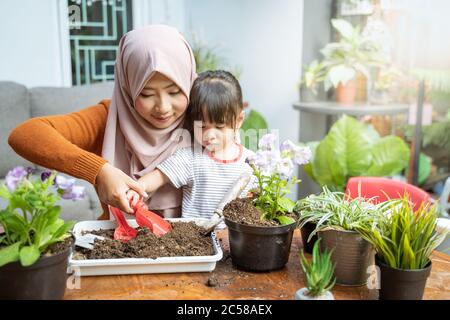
[135,72,188,129]
[194,111,245,152]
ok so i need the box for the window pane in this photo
[69,0,133,85]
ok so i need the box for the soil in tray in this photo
[223,197,297,227]
[73,221,215,260]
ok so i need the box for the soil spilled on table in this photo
[223,197,297,227]
[73,221,214,260]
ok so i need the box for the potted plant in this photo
[304,115,410,192]
[313,19,386,104]
[223,133,312,271]
[369,66,402,104]
[357,197,449,300]
[299,60,326,102]
[295,240,336,300]
[297,187,397,286]
[0,167,84,299]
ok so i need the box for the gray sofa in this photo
[0,81,114,221]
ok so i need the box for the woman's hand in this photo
[96,163,148,214]
[126,189,142,211]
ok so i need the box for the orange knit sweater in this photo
[8,99,111,219]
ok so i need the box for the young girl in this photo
[127,70,254,219]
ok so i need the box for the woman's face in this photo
[135,72,188,129]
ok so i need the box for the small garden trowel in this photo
[133,199,172,236]
[75,233,105,250]
[199,172,252,236]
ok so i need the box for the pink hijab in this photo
[102,25,197,211]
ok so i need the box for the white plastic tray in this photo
[69,218,223,276]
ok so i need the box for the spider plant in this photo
[299,240,335,297]
[357,197,449,270]
[296,186,398,242]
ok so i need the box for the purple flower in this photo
[258,133,278,151]
[55,175,85,201]
[55,175,75,191]
[26,167,34,178]
[275,157,295,179]
[280,140,312,165]
[41,171,52,182]
[5,166,28,191]
[293,146,312,165]
[61,185,85,201]
[248,149,282,176]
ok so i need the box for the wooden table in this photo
[65,230,450,300]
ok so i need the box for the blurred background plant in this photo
[303,115,410,191]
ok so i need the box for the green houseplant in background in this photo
[357,197,449,300]
[295,240,336,300]
[296,187,398,286]
[0,167,84,299]
[299,60,327,102]
[304,115,410,191]
[318,19,386,104]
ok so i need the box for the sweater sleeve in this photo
[8,99,111,185]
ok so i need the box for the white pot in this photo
[294,287,334,300]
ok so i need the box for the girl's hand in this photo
[126,189,141,212]
[96,163,148,214]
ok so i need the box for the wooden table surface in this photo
[65,230,450,300]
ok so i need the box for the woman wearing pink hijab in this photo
[8,25,197,219]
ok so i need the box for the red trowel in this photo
[109,205,137,242]
[109,199,172,242]
[132,199,172,237]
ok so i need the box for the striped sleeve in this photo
[157,147,194,188]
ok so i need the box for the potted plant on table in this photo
[295,240,336,300]
[357,197,449,300]
[310,19,386,104]
[0,167,84,299]
[297,187,397,286]
[223,133,312,271]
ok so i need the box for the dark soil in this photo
[44,236,74,256]
[0,235,73,258]
[73,221,214,260]
[223,197,297,227]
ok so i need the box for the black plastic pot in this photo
[224,218,296,271]
[319,229,374,286]
[0,239,73,300]
[300,222,318,254]
[375,255,432,300]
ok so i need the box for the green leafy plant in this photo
[304,115,410,191]
[404,110,450,151]
[240,109,269,152]
[296,186,399,242]
[300,60,327,94]
[357,197,449,269]
[300,240,336,297]
[247,134,312,225]
[0,167,84,267]
[319,19,386,90]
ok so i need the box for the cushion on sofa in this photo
[0,81,35,176]
[29,81,114,117]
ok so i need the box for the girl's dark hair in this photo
[186,70,243,131]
